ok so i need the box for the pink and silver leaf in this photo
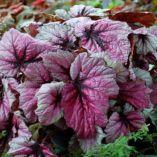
[18,63,51,122]
[8,136,57,157]
[133,27,157,55]
[91,53,129,82]
[55,9,70,20]
[12,112,32,138]
[35,82,64,125]
[37,23,76,51]
[0,28,49,77]
[105,111,145,143]
[148,26,157,37]
[69,5,105,17]
[150,83,157,106]
[79,126,105,152]
[65,17,92,28]
[24,62,51,84]
[75,19,131,63]
[18,82,39,123]
[133,67,152,86]
[118,80,152,109]
[62,53,119,138]
[0,78,17,130]
[42,50,76,81]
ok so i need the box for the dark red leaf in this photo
[110,12,156,27]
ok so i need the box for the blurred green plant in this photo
[102,0,124,9]
[77,0,102,7]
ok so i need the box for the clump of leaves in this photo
[0,3,157,157]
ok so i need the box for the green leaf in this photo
[29,123,42,141]
[128,125,152,143]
